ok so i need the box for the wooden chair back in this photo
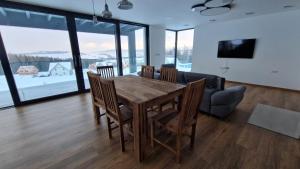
[160,67,177,83]
[87,71,104,105]
[99,79,122,122]
[141,65,155,79]
[178,79,206,129]
[97,65,115,78]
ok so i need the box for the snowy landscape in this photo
[0,50,145,107]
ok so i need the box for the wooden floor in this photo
[0,82,299,169]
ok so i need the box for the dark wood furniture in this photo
[97,65,115,78]
[159,67,178,110]
[160,67,177,83]
[87,71,105,124]
[99,78,133,152]
[111,75,186,162]
[150,79,206,163]
[141,65,155,79]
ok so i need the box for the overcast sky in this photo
[0,26,145,54]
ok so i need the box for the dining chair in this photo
[100,78,133,152]
[150,79,206,163]
[141,65,155,79]
[97,65,115,78]
[87,71,105,124]
[159,67,178,110]
[160,67,177,83]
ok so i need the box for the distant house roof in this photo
[16,66,39,75]
[49,62,72,72]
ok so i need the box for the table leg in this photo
[133,103,146,162]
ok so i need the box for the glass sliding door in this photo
[165,30,176,64]
[75,18,118,89]
[176,29,194,72]
[0,61,14,108]
[120,24,146,75]
[0,8,78,101]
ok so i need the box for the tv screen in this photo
[218,39,256,58]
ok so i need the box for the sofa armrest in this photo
[211,86,246,105]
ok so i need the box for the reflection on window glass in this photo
[0,61,14,108]
[165,30,176,64]
[0,8,78,101]
[120,24,146,75]
[75,19,118,89]
[176,29,194,72]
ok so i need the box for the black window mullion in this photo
[145,26,150,65]
[66,15,85,92]
[174,31,178,67]
[0,33,21,106]
[115,21,123,76]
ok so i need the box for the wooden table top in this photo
[112,75,186,104]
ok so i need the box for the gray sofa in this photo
[148,66,246,118]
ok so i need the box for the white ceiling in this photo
[8,0,300,30]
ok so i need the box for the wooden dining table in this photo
[111,75,186,162]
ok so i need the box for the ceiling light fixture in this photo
[118,0,134,10]
[102,0,112,19]
[191,0,233,16]
[283,5,294,9]
[245,12,255,15]
[91,0,98,24]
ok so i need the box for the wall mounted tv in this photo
[217,39,256,59]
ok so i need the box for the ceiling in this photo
[7,0,300,30]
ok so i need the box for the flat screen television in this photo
[217,39,256,58]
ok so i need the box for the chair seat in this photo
[152,108,197,133]
[152,108,179,133]
[119,105,133,123]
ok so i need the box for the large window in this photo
[0,61,13,108]
[120,24,146,75]
[176,29,194,72]
[0,2,149,107]
[0,9,78,101]
[165,30,176,64]
[76,19,118,89]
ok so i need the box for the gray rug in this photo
[248,104,300,139]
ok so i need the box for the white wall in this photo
[192,10,300,90]
[149,25,165,69]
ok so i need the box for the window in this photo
[0,8,78,101]
[75,18,118,89]
[176,29,194,72]
[120,24,146,75]
[165,30,176,64]
[0,61,14,108]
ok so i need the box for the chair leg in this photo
[176,134,182,163]
[106,117,112,139]
[119,124,125,152]
[150,120,155,148]
[93,105,100,124]
[190,124,196,149]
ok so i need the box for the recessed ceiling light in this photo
[283,5,294,9]
[245,12,255,15]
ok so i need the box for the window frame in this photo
[0,1,150,108]
[165,28,194,70]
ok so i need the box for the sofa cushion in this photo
[176,71,186,84]
[183,72,218,89]
[199,88,219,113]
